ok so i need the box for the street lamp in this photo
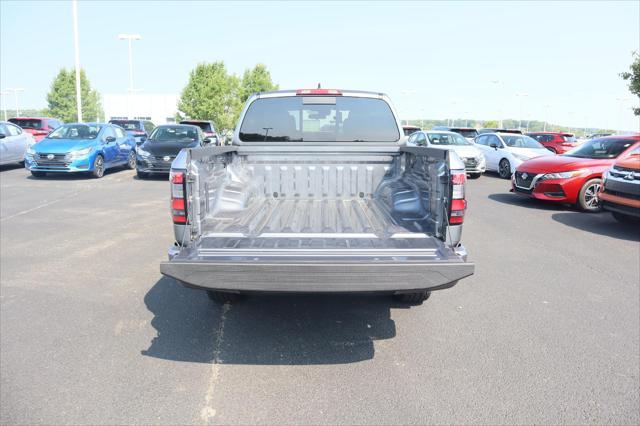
[118,33,142,93]
[72,0,82,122]
[4,88,24,116]
[490,80,504,128]
[515,93,528,130]
[0,91,9,121]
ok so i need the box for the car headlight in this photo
[136,147,151,157]
[67,147,93,159]
[542,170,585,180]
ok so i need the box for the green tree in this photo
[482,120,499,128]
[178,61,242,131]
[620,51,640,116]
[46,68,102,122]
[240,64,278,102]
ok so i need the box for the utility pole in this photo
[0,91,8,121]
[4,88,24,116]
[72,0,83,122]
[118,33,142,92]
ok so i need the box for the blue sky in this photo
[1,0,639,130]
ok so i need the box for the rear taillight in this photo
[449,171,466,224]
[170,171,187,224]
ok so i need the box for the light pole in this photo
[543,104,551,131]
[72,0,82,122]
[515,93,528,130]
[118,33,142,93]
[491,80,503,128]
[0,91,8,121]
[4,88,24,116]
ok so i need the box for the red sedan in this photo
[512,135,640,211]
[526,131,580,154]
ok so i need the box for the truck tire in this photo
[206,290,240,304]
[394,290,431,304]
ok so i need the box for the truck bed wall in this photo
[186,146,449,242]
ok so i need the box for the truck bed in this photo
[160,146,474,293]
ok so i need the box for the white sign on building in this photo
[103,93,179,125]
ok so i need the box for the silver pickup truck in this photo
[160,89,474,304]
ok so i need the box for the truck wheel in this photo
[612,211,639,223]
[577,178,601,212]
[394,290,431,304]
[206,290,240,304]
[31,171,46,178]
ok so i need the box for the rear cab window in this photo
[239,96,400,142]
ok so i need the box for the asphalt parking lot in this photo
[1,164,638,425]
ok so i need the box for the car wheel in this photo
[206,290,241,304]
[126,151,136,169]
[30,171,46,178]
[577,178,602,212]
[394,290,431,305]
[468,173,481,179]
[91,155,105,178]
[612,211,639,223]
[136,170,148,179]
[498,159,511,179]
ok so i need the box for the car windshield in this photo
[427,133,471,146]
[563,138,635,159]
[48,124,102,140]
[8,118,43,129]
[148,126,198,143]
[110,120,141,131]
[181,121,213,132]
[501,134,544,149]
[239,96,400,142]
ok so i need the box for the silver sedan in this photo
[0,121,35,166]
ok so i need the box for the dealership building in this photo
[102,93,179,125]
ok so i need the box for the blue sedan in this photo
[24,123,136,178]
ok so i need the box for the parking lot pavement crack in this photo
[200,302,231,424]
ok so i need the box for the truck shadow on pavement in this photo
[142,277,401,365]
[552,212,640,242]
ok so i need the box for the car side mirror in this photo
[0,133,6,139]
[105,136,116,143]
[140,136,147,142]
[490,143,499,149]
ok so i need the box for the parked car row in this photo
[402,122,638,222]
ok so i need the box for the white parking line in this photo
[200,303,231,423]
[0,191,81,222]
